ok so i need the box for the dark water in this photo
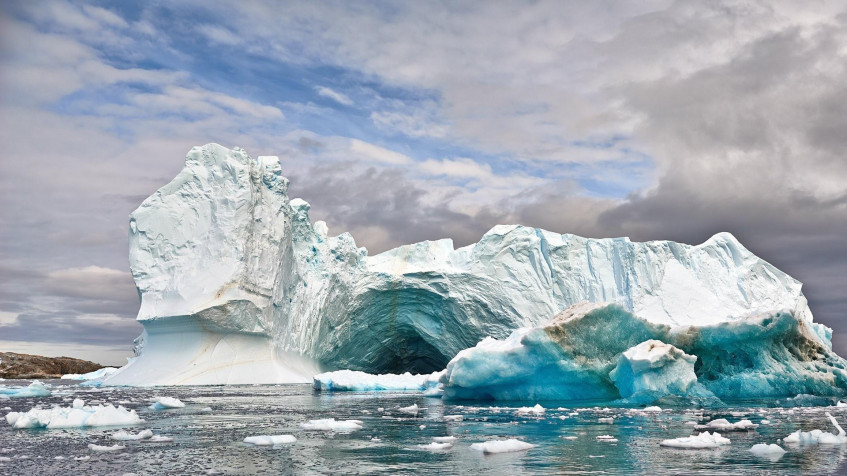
[2,380,847,475]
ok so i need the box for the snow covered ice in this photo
[149,396,185,410]
[101,143,846,391]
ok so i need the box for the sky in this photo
[0,0,845,366]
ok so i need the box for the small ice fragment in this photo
[112,429,153,441]
[761,419,771,425]
[416,442,452,451]
[660,432,730,449]
[300,418,363,432]
[598,417,614,423]
[74,456,90,461]
[419,425,426,429]
[398,404,419,415]
[371,437,381,442]
[433,436,457,443]
[200,407,212,412]
[243,435,296,446]
[72,399,84,409]
[149,397,185,410]
[88,443,125,452]
[642,406,662,412]
[443,415,463,421]
[148,435,173,442]
[596,435,617,442]
[470,439,535,454]
[561,436,578,440]
[694,418,758,431]
[0,457,10,462]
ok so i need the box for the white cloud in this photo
[315,86,354,106]
[371,110,448,138]
[196,24,242,46]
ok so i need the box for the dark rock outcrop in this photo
[0,352,104,379]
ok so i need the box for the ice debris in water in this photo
[416,442,452,451]
[659,432,731,449]
[148,435,173,442]
[0,382,51,399]
[112,429,153,440]
[300,418,363,432]
[443,415,463,422]
[749,443,786,460]
[88,443,125,452]
[243,435,296,446]
[313,370,443,393]
[149,396,185,410]
[783,412,847,444]
[596,435,618,442]
[470,439,535,454]
[5,403,142,429]
[694,419,758,431]
[515,404,545,415]
[433,436,457,443]
[610,340,697,404]
[398,404,420,416]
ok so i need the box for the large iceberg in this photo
[104,143,844,392]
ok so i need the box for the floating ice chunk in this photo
[470,439,535,454]
[112,429,153,440]
[562,436,578,440]
[443,415,463,422]
[642,406,662,412]
[433,436,457,443]
[148,435,173,442]
[783,412,847,444]
[761,419,771,425]
[72,399,84,409]
[0,456,10,461]
[300,418,363,432]
[243,435,296,446]
[837,401,847,408]
[74,456,90,461]
[313,370,443,392]
[749,443,786,460]
[200,407,213,412]
[515,404,545,415]
[416,442,452,451]
[62,368,119,381]
[149,397,185,410]
[0,382,51,399]
[598,417,614,423]
[660,432,730,449]
[695,419,758,431]
[398,404,419,415]
[610,340,698,404]
[596,435,618,442]
[88,443,125,452]
[6,403,143,429]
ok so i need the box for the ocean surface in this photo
[2,380,847,475]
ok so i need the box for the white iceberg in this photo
[62,367,119,380]
[659,432,730,449]
[515,404,545,415]
[102,144,842,390]
[783,412,847,444]
[244,435,296,446]
[300,418,363,432]
[6,403,143,429]
[470,439,535,454]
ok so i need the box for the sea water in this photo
[1,380,847,475]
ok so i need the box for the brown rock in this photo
[0,351,105,379]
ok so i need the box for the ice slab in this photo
[784,412,847,444]
[0,382,51,399]
[470,439,535,454]
[659,432,730,449]
[244,435,296,446]
[313,370,443,392]
[300,418,363,432]
[6,403,143,429]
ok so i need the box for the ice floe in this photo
[659,432,730,449]
[244,435,296,446]
[470,439,535,454]
[300,418,363,432]
[149,396,185,410]
[5,403,143,429]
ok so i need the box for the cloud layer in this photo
[1,0,845,362]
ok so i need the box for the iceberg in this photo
[469,439,535,454]
[102,144,844,392]
[0,381,51,399]
[439,302,847,402]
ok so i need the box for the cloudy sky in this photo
[1,0,845,365]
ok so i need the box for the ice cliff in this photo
[104,144,844,392]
